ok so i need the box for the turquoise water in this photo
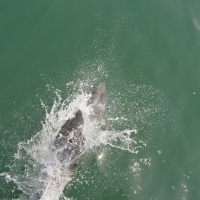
[0,0,200,199]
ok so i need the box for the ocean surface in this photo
[0,0,200,199]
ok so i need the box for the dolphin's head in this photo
[87,83,106,123]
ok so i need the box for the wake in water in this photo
[1,80,142,200]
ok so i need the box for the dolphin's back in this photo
[54,110,85,162]
[58,110,84,138]
[31,111,85,200]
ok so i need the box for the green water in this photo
[1,0,200,199]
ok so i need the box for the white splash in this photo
[1,81,143,200]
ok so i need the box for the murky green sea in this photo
[1,0,200,199]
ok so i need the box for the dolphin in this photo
[55,82,106,163]
[32,83,106,200]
